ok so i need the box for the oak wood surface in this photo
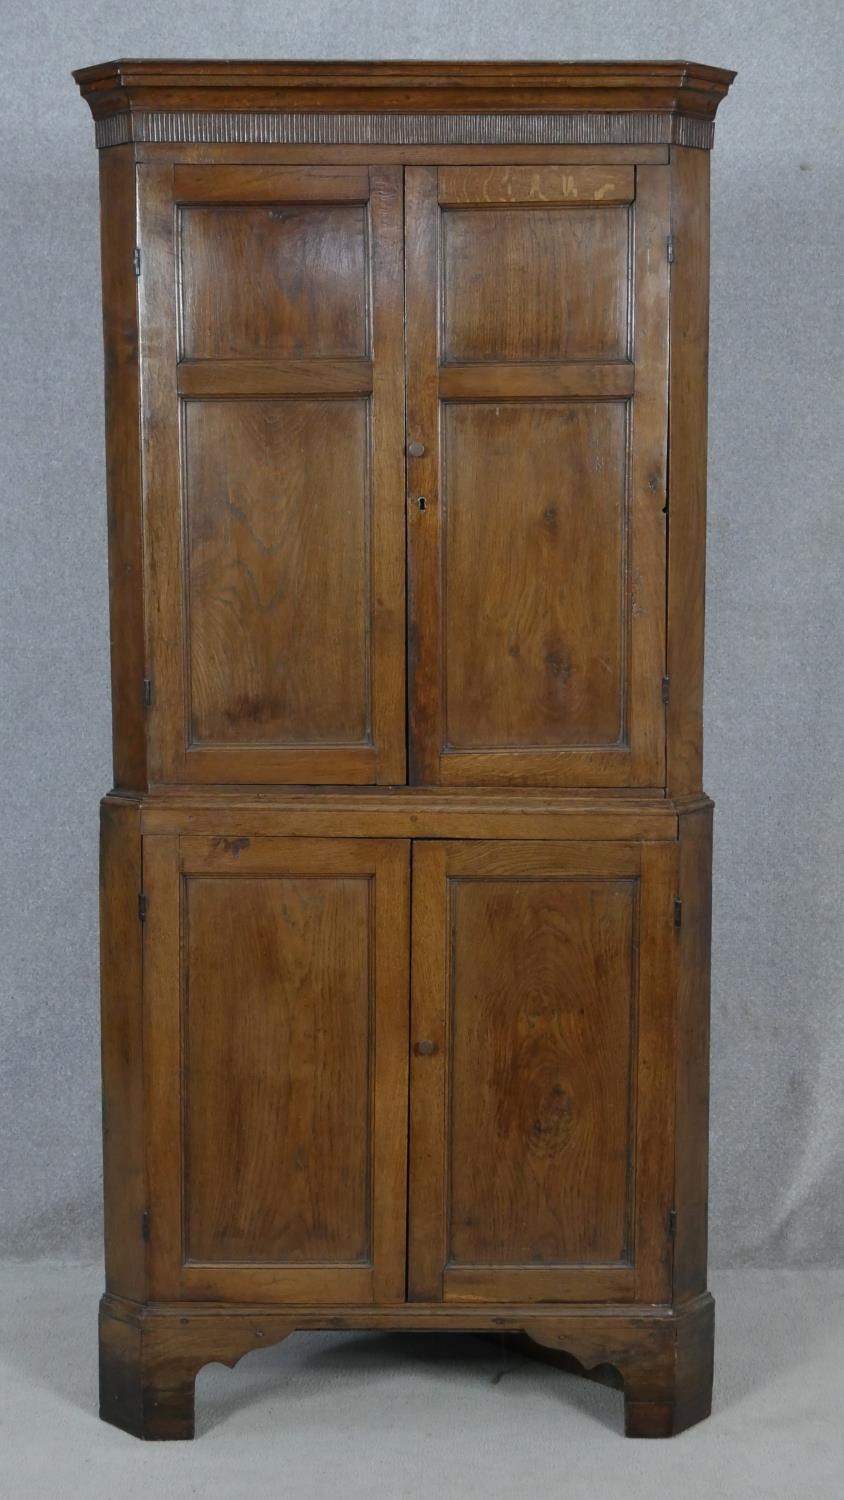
[138,790,688,841]
[99,1290,714,1440]
[143,836,410,1305]
[666,147,711,794]
[139,161,405,785]
[408,840,675,1306]
[406,163,669,787]
[183,397,370,746]
[673,805,714,1299]
[81,58,730,1443]
[138,144,673,165]
[180,202,369,359]
[437,164,635,203]
[99,799,145,1297]
[98,146,147,790]
[74,59,737,122]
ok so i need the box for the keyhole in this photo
[417,496,427,511]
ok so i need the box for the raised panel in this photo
[184,398,370,747]
[183,873,372,1264]
[448,876,636,1267]
[443,402,627,750]
[179,202,369,359]
[441,206,629,363]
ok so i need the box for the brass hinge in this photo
[674,897,683,928]
[133,246,141,277]
[661,675,670,706]
[141,1208,151,1243]
[143,677,152,709]
[138,892,148,923]
[667,234,675,264]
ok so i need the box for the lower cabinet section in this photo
[99,795,714,1439]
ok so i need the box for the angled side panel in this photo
[99,796,146,1297]
[666,147,711,795]
[673,804,714,1299]
[98,147,147,790]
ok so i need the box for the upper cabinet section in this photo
[76,61,734,793]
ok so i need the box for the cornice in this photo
[74,60,735,152]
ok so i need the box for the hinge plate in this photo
[667,1207,677,1242]
[667,234,675,264]
[673,897,683,928]
[661,675,670,705]
[138,892,148,923]
[141,1208,150,1243]
[133,246,141,277]
[143,677,152,709]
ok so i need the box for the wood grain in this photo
[177,358,373,397]
[626,165,671,787]
[184,397,370,747]
[74,58,736,127]
[438,164,635,203]
[437,362,634,400]
[407,164,670,787]
[442,206,629,362]
[81,57,728,1445]
[666,147,711,795]
[404,166,441,785]
[442,402,627,752]
[446,875,636,1270]
[98,1289,715,1440]
[140,161,405,784]
[183,873,372,1265]
[673,805,713,1299]
[98,147,147,791]
[140,144,673,165]
[99,797,145,1298]
[406,840,687,1306]
[179,201,368,360]
[143,835,409,1305]
[139,788,683,842]
[174,164,371,202]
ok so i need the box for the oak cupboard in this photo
[76,59,734,1440]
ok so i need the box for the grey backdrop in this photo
[1,1,842,1265]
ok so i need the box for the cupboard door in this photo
[143,836,409,1303]
[406,165,669,787]
[138,164,405,785]
[408,840,676,1303]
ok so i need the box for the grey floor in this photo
[1,1264,842,1498]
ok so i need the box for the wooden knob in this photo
[407,441,426,458]
[415,1040,436,1056]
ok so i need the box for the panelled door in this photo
[137,164,406,785]
[406,165,670,787]
[142,835,410,1303]
[408,839,677,1304]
